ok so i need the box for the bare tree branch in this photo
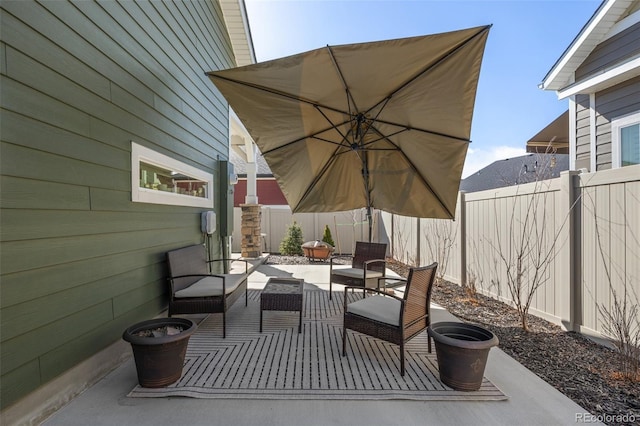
[488,153,579,331]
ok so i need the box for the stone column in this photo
[240,204,262,258]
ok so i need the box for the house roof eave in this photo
[556,56,640,98]
[540,0,635,92]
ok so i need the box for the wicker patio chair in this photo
[166,244,249,338]
[329,241,387,300]
[342,262,438,376]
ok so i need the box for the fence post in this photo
[416,217,421,266]
[390,214,395,259]
[559,170,580,331]
[458,191,467,288]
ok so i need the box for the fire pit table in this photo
[260,277,304,333]
[302,240,333,261]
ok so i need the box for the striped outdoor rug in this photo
[128,290,507,400]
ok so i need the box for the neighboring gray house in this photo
[540,0,640,172]
[0,1,254,422]
[461,154,570,193]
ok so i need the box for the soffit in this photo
[219,0,256,67]
[219,0,257,164]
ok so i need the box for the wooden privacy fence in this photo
[381,166,640,340]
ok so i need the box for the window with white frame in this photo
[131,142,214,208]
[612,112,640,168]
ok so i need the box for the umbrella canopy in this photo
[208,25,491,228]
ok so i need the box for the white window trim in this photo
[131,141,214,208]
[611,111,640,168]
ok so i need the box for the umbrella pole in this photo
[367,206,372,242]
[359,127,373,243]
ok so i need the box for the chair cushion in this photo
[332,268,384,279]
[174,274,246,298]
[333,267,384,288]
[346,295,401,326]
[167,245,209,291]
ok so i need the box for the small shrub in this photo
[597,288,640,382]
[321,225,335,247]
[464,271,478,301]
[279,221,304,255]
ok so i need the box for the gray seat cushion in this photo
[346,295,401,326]
[174,274,246,298]
[333,267,384,288]
[333,267,384,279]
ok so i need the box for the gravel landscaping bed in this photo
[266,254,640,426]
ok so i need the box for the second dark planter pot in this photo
[427,321,499,391]
[123,318,197,388]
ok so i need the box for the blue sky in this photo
[243,0,601,177]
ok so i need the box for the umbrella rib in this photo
[295,168,332,212]
[373,118,471,143]
[208,73,350,117]
[293,141,351,213]
[260,117,354,156]
[359,128,408,150]
[368,124,455,218]
[361,89,471,143]
[314,105,355,149]
[366,25,491,115]
[290,111,368,211]
[326,45,376,219]
[312,135,353,150]
[326,45,359,116]
[215,70,358,157]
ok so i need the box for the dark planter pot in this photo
[427,321,499,391]
[122,318,197,388]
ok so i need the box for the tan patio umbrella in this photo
[207,25,491,238]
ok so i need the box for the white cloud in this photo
[462,145,527,178]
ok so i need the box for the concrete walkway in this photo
[43,261,597,426]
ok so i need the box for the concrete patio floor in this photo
[42,260,598,426]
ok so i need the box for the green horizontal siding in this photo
[1,141,129,191]
[1,209,197,242]
[1,248,170,309]
[0,176,91,211]
[2,110,130,171]
[1,227,194,275]
[38,297,165,383]
[0,360,41,411]
[1,301,114,375]
[0,0,234,408]
[1,263,166,340]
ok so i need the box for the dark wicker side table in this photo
[260,277,304,333]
